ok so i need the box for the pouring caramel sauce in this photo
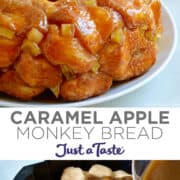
[142,161,180,180]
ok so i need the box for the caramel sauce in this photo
[142,161,180,180]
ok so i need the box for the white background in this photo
[0,108,179,160]
[0,107,180,179]
[0,0,180,180]
[0,108,176,160]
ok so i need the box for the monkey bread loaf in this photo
[0,0,162,101]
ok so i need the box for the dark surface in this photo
[14,160,132,180]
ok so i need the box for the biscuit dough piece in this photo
[89,165,113,178]
[61,72,112,101]
[0,70,44,100]
[61,167,86,180]
[16,52,62,88]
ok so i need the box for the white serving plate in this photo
[0,3,177,107]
